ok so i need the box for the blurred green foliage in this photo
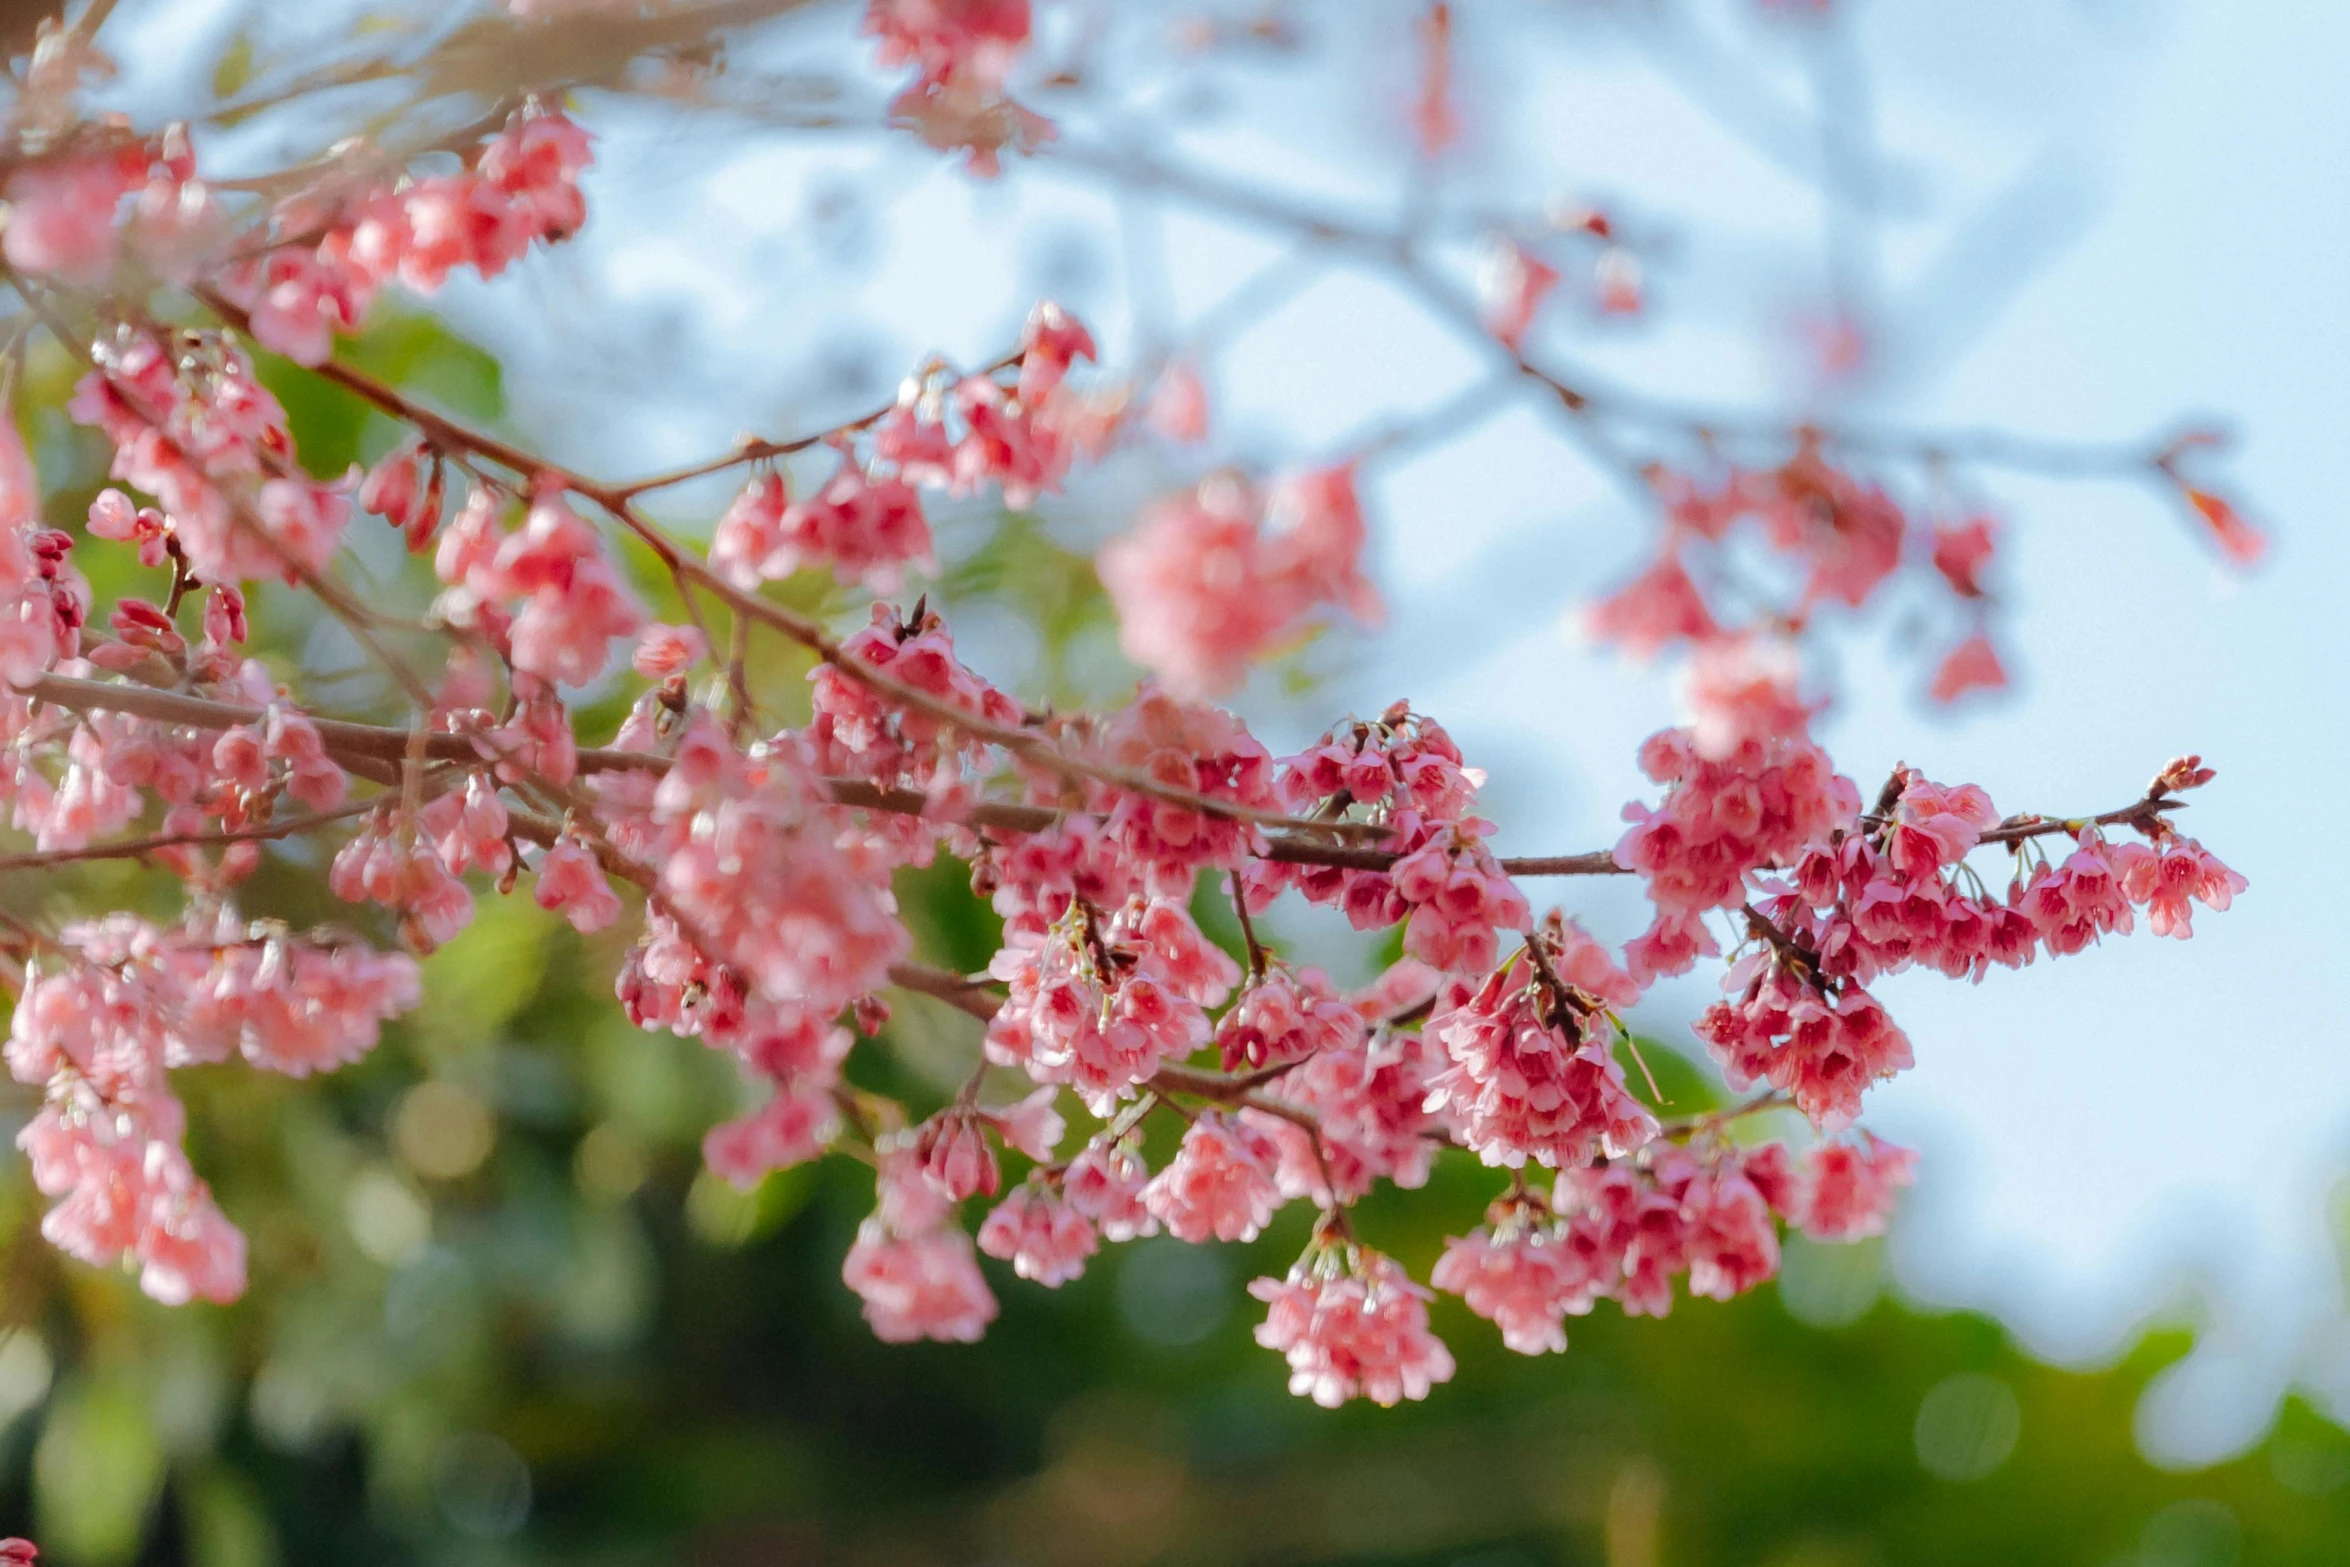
[2,312,2346,1566]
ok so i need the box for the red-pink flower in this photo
[1426,946,1658,1169]
[1928,632,2008,705]
[978,1180,1097,1285]
[1143,1112,1286,1243]
[1794,1132,1917,1240]
[1433,1198,1597,1355]
[534,834,621,932]
[1251,1247,1456,1407]
[1062,1134,1157,1242]
[842,1221,998,1343]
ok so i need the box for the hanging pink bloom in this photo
[1795,1132,1917,1240]
[1061,1134,1157,1241]
[1216,964,1363,1072]
[2112,834,2246,939]
[1433,1200,1596,1355]
[1585,548,1719,659]
[842,1221,999,1343]
[1928,632,2008,705]
[633,622,707,680]
[1426,947,1658,1168]
[704,1085,840,1188]
[533,834,621,932]
[1251,1247,1456,1407]
[1143,1112,1286,1243]
[978,1180,1097,1285]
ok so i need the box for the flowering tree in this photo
[0,0,2257,1433]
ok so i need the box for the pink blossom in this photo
[534,835,621,932]
[1694,966,1912,1130]
[2114,834,2246,939]
[1061,1134,1157,1241]
[1426,948,1658,1169]
[985,901,1214,1110]
[913,1104,1000,1201]
[978,1180,1097,1285]
[984,1084,1066,1162]
[3,151,143,283]
[704,1086,840,1188]
[1585,548,1720,658]
[1143,1112,1286,1243]
[841,1221,999,1343]
[1098,472,1381,699]
[1795,1132,1917,1240]
[1250,1248,1456,1407]
[1433,1203,1595,1355]
[1928,632,2008,705]
[1216,964,1363,1072]
[633,622,707,680]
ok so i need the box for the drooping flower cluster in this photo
[1098,466,1382,700]
[712,303,1097,592]
[7,912,417,1305]
[1615,719,1862,984]
[864,0,1049,174]
[985,894,1238,1110]
[431,483,645,688]
[1251,1240,1456,1408]
[1243,704,1528,974]
[67,327,351,587]
[218,104,593,367]
[1424,921,1659,1169]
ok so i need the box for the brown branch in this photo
[0,798,383,873]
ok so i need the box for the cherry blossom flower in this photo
[1251,1245,1456,1407]
[1433,1191,1597,1355]
[842,1221,999,1343]
[1098,470,1381,699]
[1061,1134,1158,1242]
[1143,1112,1286,1243]
[978,1180,1097,1285]
[1425,943,1658,1168]
[1793,1132,1917,1240]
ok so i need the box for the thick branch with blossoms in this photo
[0,0,2255,1416]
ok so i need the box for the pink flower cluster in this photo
[432,484,645,688]
[1615,722,1861,983]
[1251,1245,1457,1408]
[1098,465,1382,699]
[68,328,351,588]
[1144,1111,1287,1243]
[1244,705,1527,975]
[985,895,1237,1110]
[221,105,593,367]
[1425,936,1659,1168]
[1215,963,1362,1071]
[843,1147,999,1342]
[711,304,1096,592]
[7,912,417,1305]
[865,0,1049,175]
[1245,1009,1449,1204]
[1087,687,1279,897]
[808,601,1024,807]
[0,413,88,687]
[637,712,911,1015]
